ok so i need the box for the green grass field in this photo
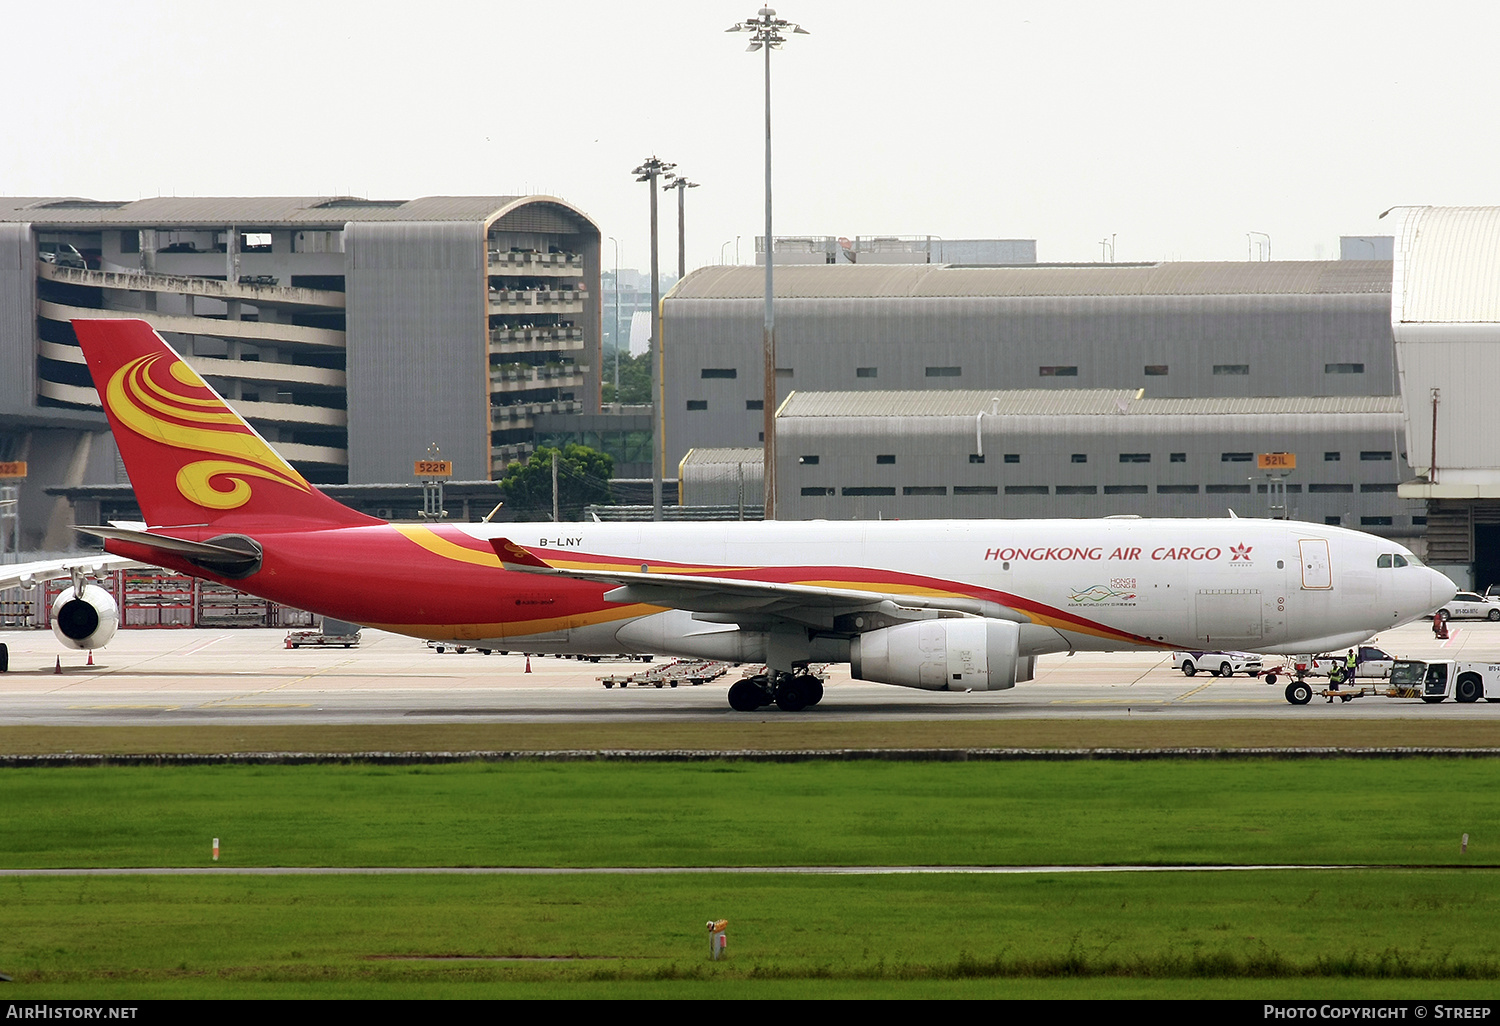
[5,758,1500,998]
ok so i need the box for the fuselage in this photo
[110,516,1452,664]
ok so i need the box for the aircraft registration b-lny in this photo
[45,319,1451,711]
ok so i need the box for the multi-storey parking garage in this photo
[0,196,600,546]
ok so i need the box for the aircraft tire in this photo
[774,677,808,712]
[1285,681,1312,705]
[728,679,764,712]
[1182,661,1196,676]
[795,674,824,707]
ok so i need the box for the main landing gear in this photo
[727,671,824,712]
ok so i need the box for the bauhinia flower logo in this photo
[1229,544,1253,562]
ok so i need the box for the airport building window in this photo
[1039,365,1078,377]
[1325,363,1365,374]
[1361,516,1394,526]
[842,486,896,497]
[1360,450,1393,461]
[1220,452,1253,462]
[1144,364,1169,376]
[1413,516,1428,526]
[876,454,895,465]
[1003,454,1020,464]
[954,485,998,495]
[686,400,707,410]
[1119,453,1151,463]
[1325,451,1341,461]
[798,455,819,465]
[903,486,947,496]
[1056,485,1097,495]
[969,454,985,464]
[1206,484,1251,494]
[1170,453,1186,463]
[856,366,878,378]
[776,367,793,378]
[925,366,962,377]
[1361,483,1399,492]
[1157,484,1199,494]
[1257,483,1303,493]
[1325,516,1342,525]
[1309,483,1354,493]
[1004,485,1050,495]
[1071,454,1087,463]
[1212,364,1250,376]
[1104,484,1148,495]
[120,231,139,254]
[800,487,834,497]
[745,399,763,410]
[701,368,737,379]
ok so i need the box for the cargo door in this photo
[1298,538,1332,590]
[1194,589,1263,646]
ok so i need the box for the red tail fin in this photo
[71,319,380,530]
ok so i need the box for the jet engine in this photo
[850,617,1021,691]
[50,583,120,651]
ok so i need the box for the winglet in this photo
[490,538,555,572]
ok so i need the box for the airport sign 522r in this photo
[0,461,27,478]
[414,460,453,478]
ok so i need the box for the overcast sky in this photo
[4,1,1495,271]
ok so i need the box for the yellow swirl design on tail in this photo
[106,353,311,510]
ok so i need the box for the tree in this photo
[601,350,653,405]
[500,443,614,520]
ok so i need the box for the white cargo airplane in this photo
[36,319,1461,712]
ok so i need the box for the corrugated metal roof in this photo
[670,261,1391,301]
[1391,206,1500,322]
[780,390,1143,418]
[680,447,764,464]
[780,390,1403,418]
[0,195,595,228]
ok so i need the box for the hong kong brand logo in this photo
[1229,544,1253,563]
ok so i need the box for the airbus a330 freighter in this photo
[54,319,1451,712]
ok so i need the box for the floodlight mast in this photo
[727,7,808,520]
[664,175,700,281]
[632,155,676,521]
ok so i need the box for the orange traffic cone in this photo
[54,656,61,674]
[87,651,94,666]
[525,655,532,673]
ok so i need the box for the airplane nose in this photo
[1429,569,1457,611]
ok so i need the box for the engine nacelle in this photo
[850,617,1021,691]
[50,584,120,651]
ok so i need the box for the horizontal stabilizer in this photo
[75,525,263,578]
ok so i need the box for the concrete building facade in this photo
[0,195,600,547]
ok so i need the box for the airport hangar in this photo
[0,195,601,548]
[666,257,1421,529]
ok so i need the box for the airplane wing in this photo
[0,554,146,592]
[490,538,1017,632]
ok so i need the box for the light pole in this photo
[607,235,620,400]
[728,6,808,521]
[633,155,675,521]
[721,240,733,265]
[664,174,700,281]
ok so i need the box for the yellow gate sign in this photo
[1258,452,1296,470]
[0,461,27,479]
[414,460,453,478]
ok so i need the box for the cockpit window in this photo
[1393,554,1409,568]
[1377,554,1393,568]
[1403,552,1424,567]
